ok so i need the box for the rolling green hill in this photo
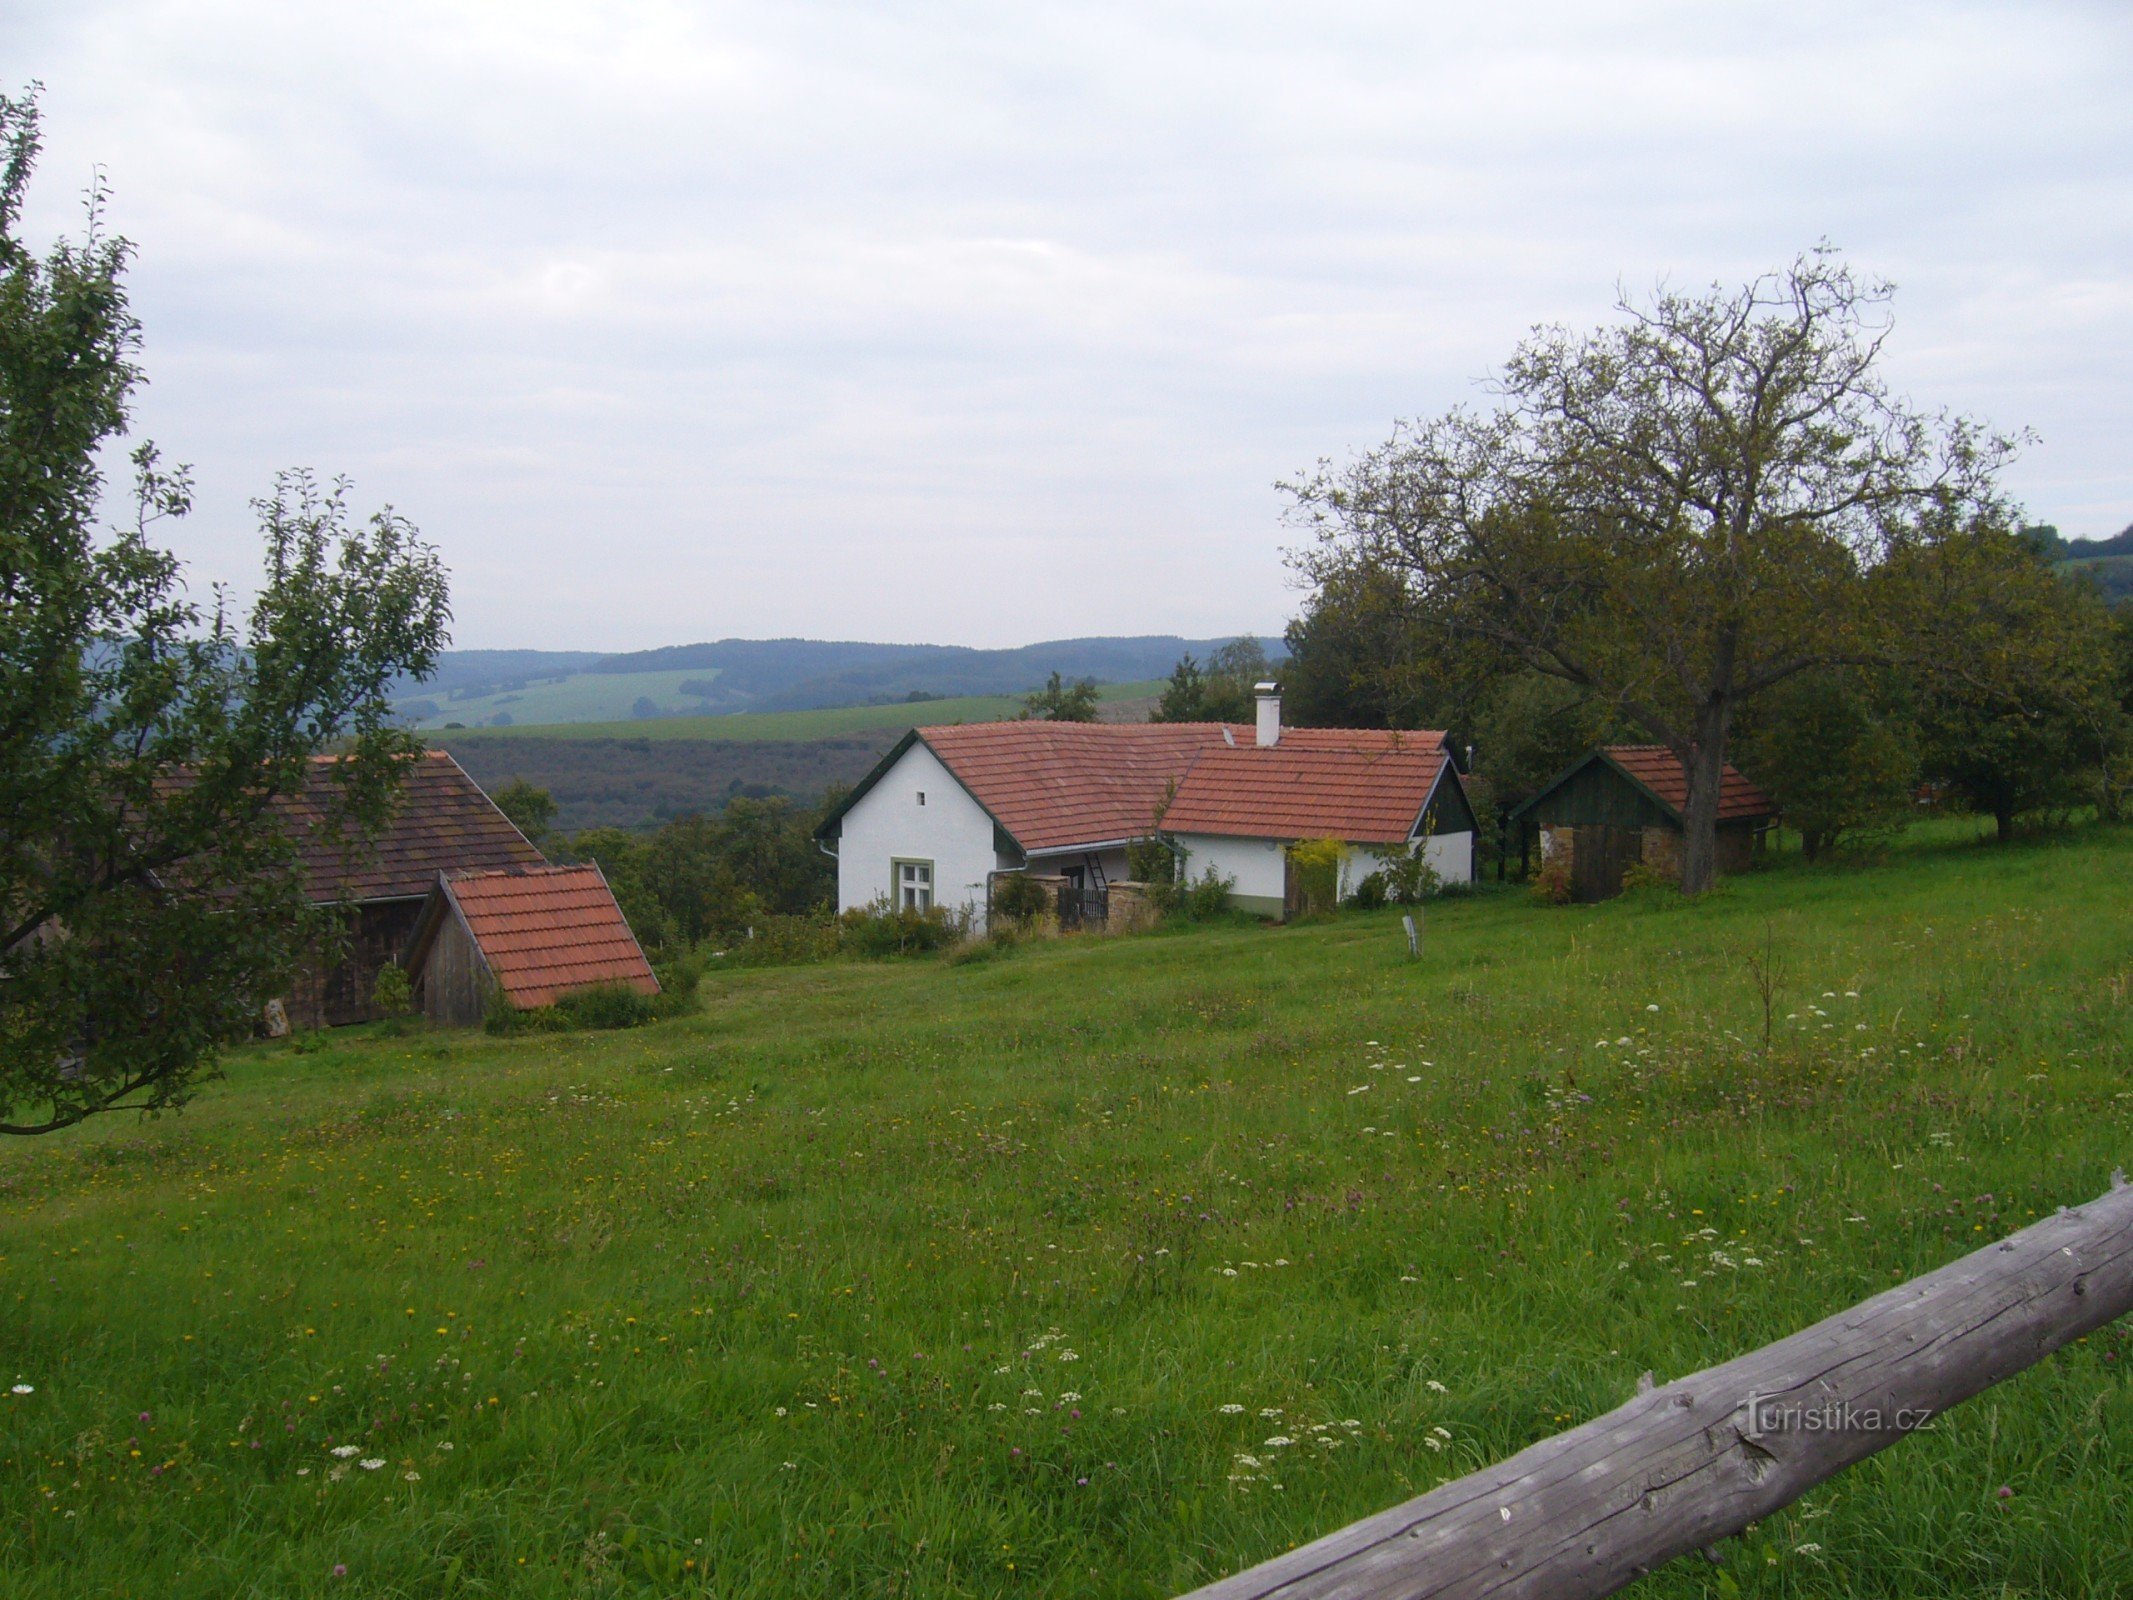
[5,821,2131,1597]
[399,635,1262,729]
[442,680,1166,743]
[410,668,725,729]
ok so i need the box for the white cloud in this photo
[7,0,2129,649]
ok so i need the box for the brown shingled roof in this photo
[1163,729,1456,844]
[1602,745,1776,823]
[436,865,659,1010]
[287,751,546,904]
[915,721,1247,851]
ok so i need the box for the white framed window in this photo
[894,858,934,913]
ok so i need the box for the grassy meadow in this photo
[453,680,1167,743]
[4,821,2132,1598]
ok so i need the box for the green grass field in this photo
[446,681,1166,743]
[410,671,729,731]
[4,822,2131,1597]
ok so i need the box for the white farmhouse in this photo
[812,686,1476,925]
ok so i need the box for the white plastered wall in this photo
[833,742,1003,924]
[1171,833,1288,911]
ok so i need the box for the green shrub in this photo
[1531,854,1574,905]
[1286,838,1344,918]
[1125,834,1179,888]
[1347,870,1389,910]
[484,978,681,1035]
[838,896,965,957]
[371,960,413,1019]
[1177,866,1237,921]
[722,914,842,968]
[989,872,1052,925]
[1372,841,1443,904]
[556,983,660,1030]
[1618,857,1676,895]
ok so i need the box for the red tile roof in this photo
[1603,745,1776,823]
[287,752,546,903]
[441,865,659,1009]
[915,721,1249,852]
[1164,729,1456,844]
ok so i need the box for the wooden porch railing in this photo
[1177,1172,2133,1600]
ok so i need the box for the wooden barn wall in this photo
[283,899,425,1030]
[1531,763,1671,831]
[417,912,493,1027]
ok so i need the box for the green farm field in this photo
[4,822,2132,1598]
[450,680,1166,743]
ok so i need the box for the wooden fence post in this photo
[1176,1172,2133,1600]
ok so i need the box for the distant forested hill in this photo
[396,634,1269,728]
[2040,521,2133,605]
[581,635,1262,713]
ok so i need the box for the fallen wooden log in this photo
[1179,1171,2133,1600]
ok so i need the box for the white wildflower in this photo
[331,1445,361,1458]
[359,1458,385,1471]
[1218,1403,1246,1414]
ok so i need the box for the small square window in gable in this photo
[917,791,926,806]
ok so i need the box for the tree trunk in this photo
[1994,805,2014,842]
[1677,710,1731,895]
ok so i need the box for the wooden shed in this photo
[1511,745,1776,902]
[274,751,547,1026]
[404,864,659,1026]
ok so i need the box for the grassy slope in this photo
[448,680,1167,743]
[4,824,2131,1598]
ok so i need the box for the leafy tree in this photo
[1,91,451,1134]
[1153,654,1208,721]
[490,778,557,847]
[1731,669,1916,860]
[1287,250,2017,893]
[1152,636,1275,722]
[556,795,833,951]
[1894,528,2123,838]
[1022,670,1100,722]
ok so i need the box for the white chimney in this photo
[1254,682,1282,748]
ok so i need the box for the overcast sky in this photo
[7,1,2130,652]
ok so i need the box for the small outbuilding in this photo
[1511,745,1776,902]
[405,864,658,1026]
[277,751,547,1026]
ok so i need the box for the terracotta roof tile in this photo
[286,752,546,903]
[443,865,659,1009]
[916,721,1248,851]
[1603,745,1776,823]
[1164,730,1455,843]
